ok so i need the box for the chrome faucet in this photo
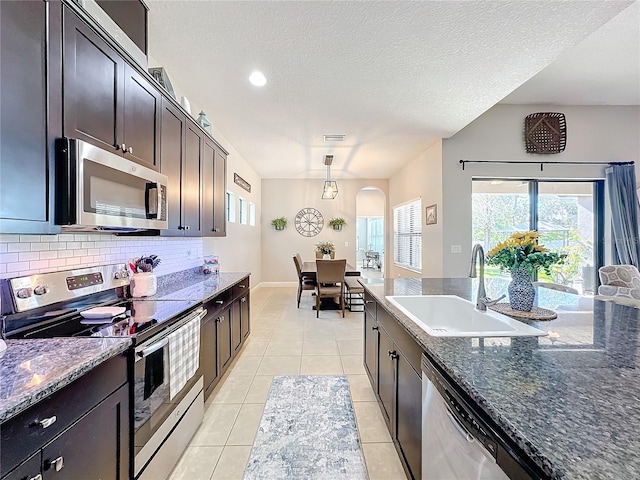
[469,244,505,311]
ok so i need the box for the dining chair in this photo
[315,259,347,318]
[293,254,317,308]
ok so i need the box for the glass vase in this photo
[508,267,535,311]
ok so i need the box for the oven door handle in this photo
[136,338,168,361]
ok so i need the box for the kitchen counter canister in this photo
[0,337,130,423]
[360,277,640,480]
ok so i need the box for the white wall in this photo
[388,140,444,278]
[261,179,388,283]
[356,189,386,217]
[441,104,640,277]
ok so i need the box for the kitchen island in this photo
[361,277,640,480]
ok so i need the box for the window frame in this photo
[393,198,422,273]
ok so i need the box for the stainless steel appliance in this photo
[55,138,168,232]
[2,265,205,480]
[421,354,539,480]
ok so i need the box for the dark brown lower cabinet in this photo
[240,294,250,340]
[231,300,242,354]
[217,306,233,372]
[201,308,220,398]
[366,299,423,480]
[42,384,129,479]
[2,452,40,480]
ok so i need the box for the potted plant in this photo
[486,231,567,312]
[271,216,287,231]
[315,240,335,259]
[328,217,347,231]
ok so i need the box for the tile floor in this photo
[168,286,407,480]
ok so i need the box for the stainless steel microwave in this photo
[55,138,168,232]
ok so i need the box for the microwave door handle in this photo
[145,182,158,219]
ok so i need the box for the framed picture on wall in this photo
[426,204,437,225]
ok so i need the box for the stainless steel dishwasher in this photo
[421,354,541,480]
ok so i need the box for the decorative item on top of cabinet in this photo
[197,110,212,134]
[63,6,161,170]
[148,66,176,99]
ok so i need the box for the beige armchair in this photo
[598,265,640,299]
[315,259,347,318]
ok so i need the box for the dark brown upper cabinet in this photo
[0,0,61,234]
[63,5,159,170]
[159,99,202,237]
[202,139,227,237]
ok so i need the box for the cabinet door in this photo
[240,294,250,340]
[201,313,219,399]
[231,300,241,354]
[159,99,185,236]
[63,5,124,154]
[182,124,202,236]
[363,311,378,392]
[42,384,129,480]
[377,327,396,430]
[396,353,422,480]
[212,147,227,236]
[2,451,41,480]
[0,0,58,233]
[216,308,232,372]
[123,64,160,170]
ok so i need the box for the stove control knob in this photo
[34,285,49,295]
[16,288,33,299]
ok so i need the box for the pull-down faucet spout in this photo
[469,244,504,311]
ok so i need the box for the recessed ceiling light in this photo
[249,71,267,87]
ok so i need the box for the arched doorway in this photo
[356,187,386,278]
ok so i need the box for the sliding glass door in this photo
[472,179,604,294]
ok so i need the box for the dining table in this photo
[301,261,361,278]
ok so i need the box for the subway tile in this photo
[19,235,41,242]
[87,249,100,256]
[29,260,49,270]
[58,250,73,258]
[30,243,51,252]
[40,251,58,260]
[0,235,20,242]
[73,234,88,241]
[66,257,81,266]
[6,262,22,272]
[0,253,20,263]
[0,244,6,253]
[66,242,81,249]
[57,234,75,242]
[73,249,88,257]
[49,242,67,251]
[7,243,30,253]
[81,242,95,249]
[40,235,58,242]
[49,259,67,268]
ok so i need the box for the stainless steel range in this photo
[1,265,206,480]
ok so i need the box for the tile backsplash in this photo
[0,233,203,279]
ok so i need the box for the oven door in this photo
[133,307,205,471]
[56,138,168,230]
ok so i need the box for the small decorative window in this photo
[226,191,236,223]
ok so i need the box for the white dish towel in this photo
[168,316,201,400]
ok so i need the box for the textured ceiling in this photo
[147,1,637,180]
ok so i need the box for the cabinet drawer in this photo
[204,289,232,314]
[364,291,376,319]
[232,277,250,299]
[2,451,40,480]
[1,353,127,475]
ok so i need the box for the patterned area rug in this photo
[244,375,368,480]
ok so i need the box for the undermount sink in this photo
[385,295,547,338]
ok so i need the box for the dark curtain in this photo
[606,164,640,266]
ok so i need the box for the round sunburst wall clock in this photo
[294,208,324,237]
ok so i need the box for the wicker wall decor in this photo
[524,112,566,154]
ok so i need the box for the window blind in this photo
[394,199,422,272]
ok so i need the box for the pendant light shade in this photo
[321,155,338,199]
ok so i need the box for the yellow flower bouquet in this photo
[486,231,566,276]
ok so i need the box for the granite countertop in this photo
[360,277,640,480]
[0,337,130,423]
[150,269,251,303]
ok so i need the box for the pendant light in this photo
[322,155,338,199]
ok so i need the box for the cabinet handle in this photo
[120,143,127,152]
[114,143,121,151]
[213,228,220,232]
[128,146,133,154]
[239,285,246,288]
[51,456,64,471]
[241,298,246,303]
[35,415,57,429]
[365,300,373,304]
[371,325,379,331]
[215,300,224,304]
[28,475,42,480]
[178,225,191,230]
[388,350,398,360]
[185,225,190,230]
